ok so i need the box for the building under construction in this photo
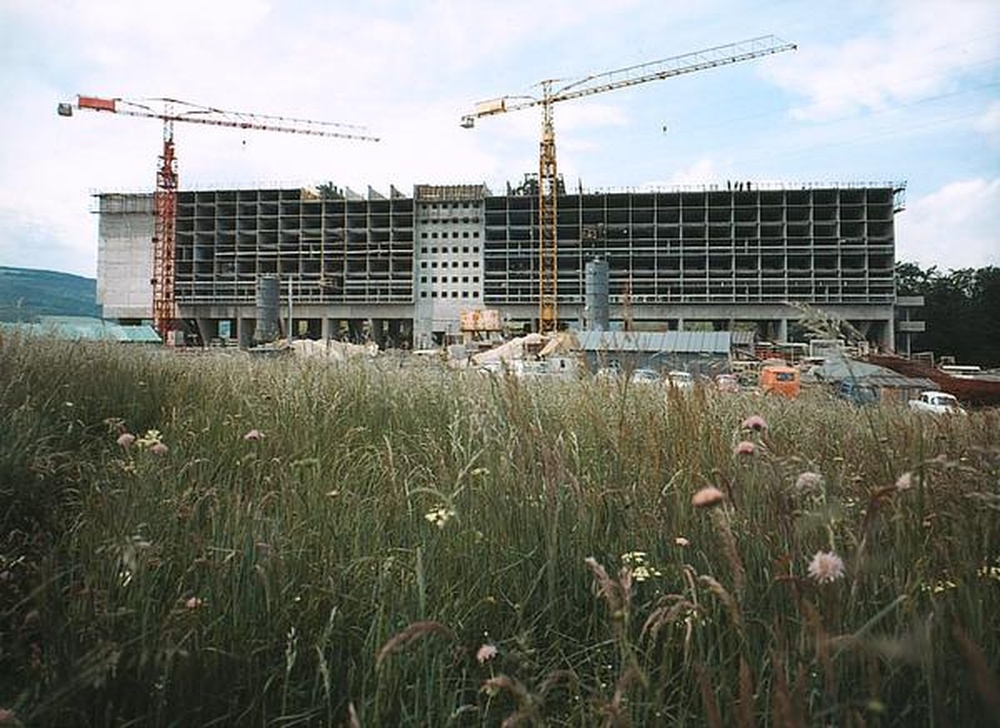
[96,180,905,350]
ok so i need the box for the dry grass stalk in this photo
[375,620,456,668]
[737,656,755,728]
[801,599,836,698]
[599,665,643,728]
[698,574,744,631]
[694,660,722,728]
[709,507,746,596]
[640,595,701,643]
[952,624,1000,716]
[345,701,360,728]
[481,674,540,727]
[770,649,804,728]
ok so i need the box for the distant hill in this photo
[0,267,100,321]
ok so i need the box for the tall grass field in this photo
[1,337,998,726]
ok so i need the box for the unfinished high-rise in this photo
[96,180,905,349]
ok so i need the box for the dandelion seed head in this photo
[185,596,203,610]
[691,487,725,508]
[243,429,265,441]
[674,536,690,547]
[895,472,915,491]
[807,551,845,584]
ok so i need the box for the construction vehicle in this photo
[58,96,378,345]
[461,36,796,334]
[760,364,801,398]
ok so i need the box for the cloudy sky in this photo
[1,0,997,278]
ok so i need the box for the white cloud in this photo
[974,100,1000,143]
[1,0,997,277]
[640,157,724,188]
[769,0,1000,121]
[896,178,1000,270]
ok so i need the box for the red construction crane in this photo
[58,96,379,344]
[462,36,796,334]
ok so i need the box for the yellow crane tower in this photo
[59,96,378,344]
[461,35,796,334]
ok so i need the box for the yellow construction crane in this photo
[59,96,378,344]
[461,35,796,334]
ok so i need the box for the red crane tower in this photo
[462,36,796,334]
[58,96,379,344]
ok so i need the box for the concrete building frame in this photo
[96,181,904,350]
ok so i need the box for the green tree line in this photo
[896,262,1000,367]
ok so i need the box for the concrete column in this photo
[195,317,214,345]
[321,317,331,340]
[237,317,255,348]
[777,318,788,342]
[883,318,895,354]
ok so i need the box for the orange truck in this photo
[759,364,801,398]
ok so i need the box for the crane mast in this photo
[462,35,796,334]
[59,96,378,344]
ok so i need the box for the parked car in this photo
[836,379,878,405]
[908,391,967,415]
[665,371,695,390]
[630,368,660,384]
[715,373,740,393]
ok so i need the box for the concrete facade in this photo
[95,181,904,350]
[96,193,155,321]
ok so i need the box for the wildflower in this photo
[0,708,17,725]
[424,505,456,529]
[470,467,490,477]
[895,472,914,491]
[735,440,756,456]
[741,414,768,432]
[150,441,169,456]
[136,429,162,448]
[117,432,136,448]
[620,551,648,566]
[185,596,204,610]
[674,536,690,547]
[243,429,265,441]
[620,551,661,581]
[977,564,1000,581]
[691,487,725,508]
[476,643,498,664]
[630,565,661,582]
[794,471,824,495]
[931,580,957,594]
[807,551,845,584]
